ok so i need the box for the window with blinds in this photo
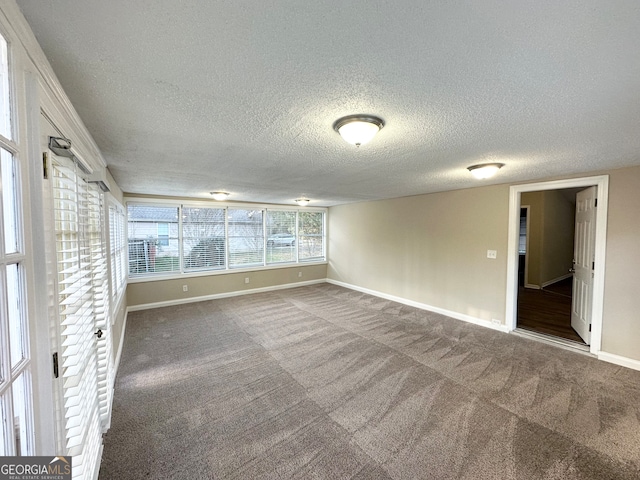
[298,211,325,261]
[127,203,326,276]
[88,187,114,429]
[183,207,226,271]
[266,210,296,264]
[52,159,103,480]
[127,205,180,275]
[228,209,264,268]
[109,201,126,301]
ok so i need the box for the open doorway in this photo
[505,176,609,355]
[516,188,584,344]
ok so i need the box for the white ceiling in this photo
[15,0,640,206]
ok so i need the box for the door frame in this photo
[505,175,609,354]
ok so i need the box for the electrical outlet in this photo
[298,271,303,278]
[244,277,250,284]
[487,249,497,259]
[182,285,188,292]
[491,318,501,325]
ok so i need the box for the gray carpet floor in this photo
[99,284,640,479]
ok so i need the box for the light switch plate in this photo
[487,250,497,259]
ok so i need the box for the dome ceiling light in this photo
[333,115,384,147]
[295,198,310,206]
[467,163,505,179]
[210,191,230,201]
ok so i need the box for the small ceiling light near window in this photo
[210,191,230,201]
[333,115,384,147]
[295,198,310,206]
[467,163,505,179]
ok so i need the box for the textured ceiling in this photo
[16,0,640,206]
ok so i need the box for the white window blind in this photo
[108,201,126,301]
[298,211,325,261]
[52,159,103,480]
[228,209,264,268]
[127,205,180,275]
[88,186,113,430]
[266,210,296,264]
[182,207,225,271]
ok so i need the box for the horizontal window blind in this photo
[128,205,180,275]
[109,201,126,300]
[298,211,324,261]
[127,203,326,277]
[183,207,226,270]
[88,186,113,430]
[266,210,296,264]
[52,159,103,480]
[228,209,264,268]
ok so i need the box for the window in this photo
[228,209,264,268]
[266,210,296,264]
[109,201,126,301]
[183,207,225,271]
[127,202,326,277]
[0,35,11,140]
[128,205,180,275]
[0,32,35,457]
[51,158,104,478]
[298,211,325,261]
[157,223,169,246]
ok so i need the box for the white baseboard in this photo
[541,273,573,289]
[113,310,128,379]
[127,279,326,312]
[525,283,540,290]
[326,278,511,333]
[597,351,640,372]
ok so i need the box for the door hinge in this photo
[43,152,49,179]
[589,324,592,332]
[52,352,59,378]
[592,261,595,270]
[594,198,598,207]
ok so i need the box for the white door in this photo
[571,186,597,344]
[42,113,106,479]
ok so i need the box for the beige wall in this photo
[327,165,640,362]
[601,166,640,360]
[541,190,575,284]
[328,185,510,323]
[521,191,544,286]
[521,190,575,287]
[127,264,328,307]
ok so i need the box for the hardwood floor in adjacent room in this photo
[516,278,585,344]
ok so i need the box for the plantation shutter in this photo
[52,158,103,480]
[88,185,113,429]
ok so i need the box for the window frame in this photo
[0,28,36,457]
[126,198,327,281]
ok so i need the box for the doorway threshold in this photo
[512,328,592,355]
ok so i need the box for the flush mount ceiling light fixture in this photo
[210,191,230,201]
[467,163,505,179]
[295,198,310,206]
[333,115,384,147]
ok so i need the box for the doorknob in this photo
[95,329,103,339]
[568,268,575,273]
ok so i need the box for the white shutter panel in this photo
[88,185,113,430]
[52,160,103,480]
